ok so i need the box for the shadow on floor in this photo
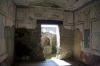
[15,58,87,66]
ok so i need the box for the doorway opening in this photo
[41,24,60,59]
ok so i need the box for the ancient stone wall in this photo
[0,0,16,66]
[15,24,45,61]
[43,46,52,54]
[57,25,74,59]
[41,32,56,54]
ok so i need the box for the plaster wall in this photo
[0,0,16,66]
[74,0,100,66]
[16,7,75,60]
[16,7,73,30]
[16,7,74,60]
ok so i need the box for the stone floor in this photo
[15,58,86,66]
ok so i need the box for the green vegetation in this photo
[46,53,56,59]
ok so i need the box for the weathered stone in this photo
[41,32,56,54]
[15,24,45,61]
[4,26,15,65]
[57,25,74,59]
[74,28,83,60]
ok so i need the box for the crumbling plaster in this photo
[16,7,73,30]
[58,25,74,59]
[16,7,74,59]
[0,0,16,66]
[0,0,100,66]
[74,0,100,66]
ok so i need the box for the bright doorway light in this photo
[41,24,60,48]
[51,58,71,66]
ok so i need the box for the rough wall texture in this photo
[41,32,55,46]
[41,32,56,54]
[15,24,41,45]
[80,51,100,66]
[4,26,15,65]
[58,25,74,59]
[43,46,52,54]
[15,24,45,61]
[0,0,16,66]
[74,0,100,66]
[74,28,83,60]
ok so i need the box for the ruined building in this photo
[0,0,100,66]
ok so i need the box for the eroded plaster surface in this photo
[0,0,16,66]
[74,0,100,66]
[16,7,73,30]
[74,28,83,60]
[58,25,74,59]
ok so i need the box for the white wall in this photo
[16,7,73,30]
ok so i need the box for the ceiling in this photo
[12,0,92,11]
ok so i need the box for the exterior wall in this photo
[41,32,55,46]
[0,0,16,66]
[16,7,73,30]
[43,46,52,54]
[74,0,100,66]
[41,32,56,54]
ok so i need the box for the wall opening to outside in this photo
[41,24,60,59]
